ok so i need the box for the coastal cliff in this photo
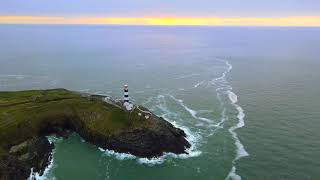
[0,89,190,179]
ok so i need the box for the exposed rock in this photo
[9,141,29,155]
[0,155,29,180]
[78,117,190,158]
[1,137,53,180]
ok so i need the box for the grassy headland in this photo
[0,89,190,179]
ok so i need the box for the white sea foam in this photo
[195,122,205,127]
[198,109,214,113]
[207,108,227,133]
[175,73,200,80]
[226,166,241,180]
[228,91,238,104]
[137,157,165,165]
[29,156,54,180]
[211,59,249,179]
[155,97,202,161]
[169,95,213,124]
[211,59,233,85]
[193,80,206,88]
[100,148,136,160]
[228,101,249,160]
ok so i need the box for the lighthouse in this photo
[124,84,129,103]
[123,84,133,111]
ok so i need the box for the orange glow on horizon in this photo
[0,16,319,27]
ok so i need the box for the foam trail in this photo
[206,108,227,137]
[193,80,206,88]
[226,167,241,180]
[227,90,249,160]
[228,91,238,104]
[169,95,213,124]
[211,60,232,86]
[211,59,249,180]
[199,110,214,113]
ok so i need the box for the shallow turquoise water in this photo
[0,25,319,179]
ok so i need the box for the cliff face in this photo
[0,89,190,180]
[0,137,53,180]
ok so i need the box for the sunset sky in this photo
[0,0,319,26]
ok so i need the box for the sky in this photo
[0,0,319,26]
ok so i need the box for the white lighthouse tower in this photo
[124,84,129,102]
[123,84,133,111]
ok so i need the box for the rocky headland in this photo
[0,89,190,179]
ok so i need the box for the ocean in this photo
[0,25,319,180]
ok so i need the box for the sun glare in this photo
[0,16,319,27]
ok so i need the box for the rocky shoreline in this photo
[0,137,54,179]
[0,89,191,179]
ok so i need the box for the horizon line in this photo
[0,16,320,27]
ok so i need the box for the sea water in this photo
[0,25,320,180]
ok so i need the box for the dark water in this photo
[0,25,319,180]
